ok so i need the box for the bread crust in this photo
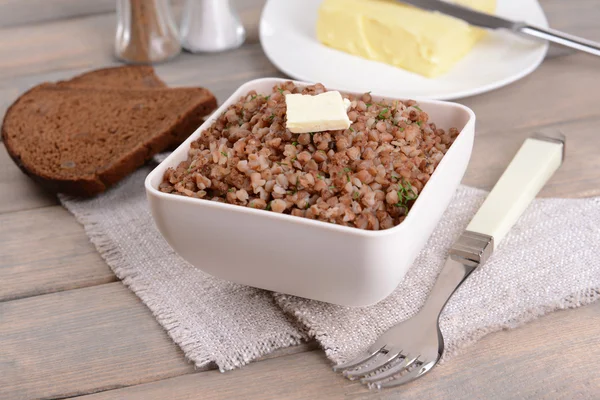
[63,65,167,89]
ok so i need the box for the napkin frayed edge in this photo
[59,194,307,371]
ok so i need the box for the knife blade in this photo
[397,0,600,56]
[397,0,522,31]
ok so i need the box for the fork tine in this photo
[343,350,401,379]
[360,353,418,384]
[332,347,383,371]
[375,360,436,389]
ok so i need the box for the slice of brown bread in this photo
[61,65,167,89]
[2,83,217,197]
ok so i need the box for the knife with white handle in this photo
[466,131,564,250]
[452,130,565,265]
[398,0,600,57]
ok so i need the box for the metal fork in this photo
[334,130,566,389]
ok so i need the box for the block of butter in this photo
[285,91,352,134]
[316,0,496,78]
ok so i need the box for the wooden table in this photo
[1,1,599,399]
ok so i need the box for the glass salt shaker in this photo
[115,0,181,64]
[180,0,246,53]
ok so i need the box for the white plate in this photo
[259,0,549,100]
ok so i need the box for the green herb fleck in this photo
[228,188,235,193]
[266,202,272,211]
[292,141,298,146]
[317,173,324,180]
[305,203,310,210]
[268,113,275,122]
[377,107,389,120]
[221,151,228,157]
[277,88,284,94]
[395,178,418,214]
[251,94,257,100]
[265,95,271,101]
[417,121,422,127]
[329,185,336,191]
[353,191,360,200]
[366,91,372,94]
[414,105,422,111]
[365,103,372,108]
[343,167,352,182]
[399,127,405,132]
[349,127,355,132]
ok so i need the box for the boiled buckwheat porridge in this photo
[160,82,459,231]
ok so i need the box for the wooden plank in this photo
[542,0,600,38]
[0,205,115,301]
[463,116,600,198]
[0,0,264,82]
[0,13,114,81]
[0,281,316,399]
[458,51,600,136]
[0,0,116,29]
[0,282,195,400]
[0,144,57,214]
[77,302,600,400]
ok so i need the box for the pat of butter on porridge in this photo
[285,91,352,134]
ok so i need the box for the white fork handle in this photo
[466,132,564,250]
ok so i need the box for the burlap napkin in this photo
[60,163,600,371]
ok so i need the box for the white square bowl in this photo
[145,78,475,307]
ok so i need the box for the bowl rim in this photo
[145,77,475,238]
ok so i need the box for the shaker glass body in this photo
[115,0,181,64]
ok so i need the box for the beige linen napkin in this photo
[60,162,600,371]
